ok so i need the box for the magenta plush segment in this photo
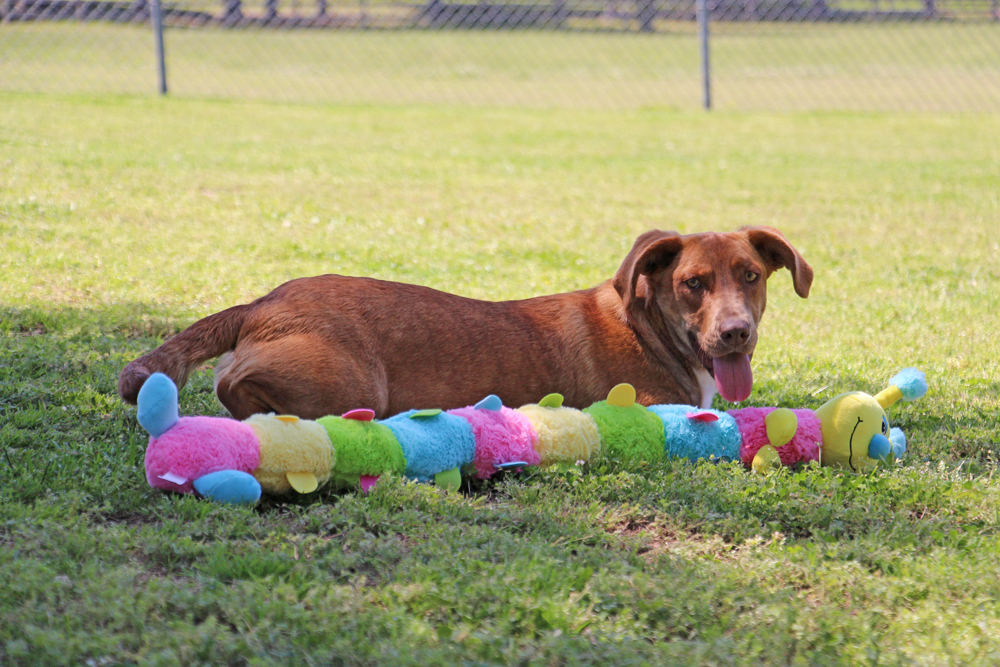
[144,416,261,494]
[728,407,822,468]
[448,406,541,479]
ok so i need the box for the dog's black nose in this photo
[720,320,751,345]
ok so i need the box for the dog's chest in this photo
[695,368,717,409]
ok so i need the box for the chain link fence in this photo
[2,0,998,110]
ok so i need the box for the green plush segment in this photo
[317,416,407,490]
[584,400,667,464]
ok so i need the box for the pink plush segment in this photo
[145,416,261,494]
[728,407,822,468]
[448,406,541,479]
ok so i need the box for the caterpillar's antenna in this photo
[874,368,927,409]
[137,372,179,438]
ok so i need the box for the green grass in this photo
[2,21,999,110]
[2,91,1000,664]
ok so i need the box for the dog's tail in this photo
[118,304,251,405]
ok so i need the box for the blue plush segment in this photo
[868,433,891,460]
[383,410,476,482]
[889,427,907,456]
[474,394,503,412]
[193,470,262,504]
[648,404,742,462]
[137,372,180,438]
[889,368,928,402]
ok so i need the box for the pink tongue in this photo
[712,353,753,403]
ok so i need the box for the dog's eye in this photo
[745,271,759,283]
[685,278,701,289]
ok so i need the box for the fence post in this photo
[223,0,243,23]
[150,0,168,94]
[637,0,656,32]
[697,0,710,109]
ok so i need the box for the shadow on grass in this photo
[1,302,203,339]
[0,305,224,507]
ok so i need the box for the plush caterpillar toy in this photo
[659,367,927,474]
[137,369,927,504]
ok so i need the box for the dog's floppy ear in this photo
[613,230,684,311]
[741,226,813,298]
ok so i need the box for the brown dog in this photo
[119,227,812,420]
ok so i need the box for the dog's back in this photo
[120,227,811,419]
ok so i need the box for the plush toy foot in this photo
[286,472,319,494]
[359,475,380,494]
[495,461,530,472]
[193,470,261,504]
[434,467,462,492]
[751,445,782,474]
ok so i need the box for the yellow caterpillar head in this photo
[815,369,926,472]
[815,392,891,472]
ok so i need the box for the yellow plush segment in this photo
[874,385,904,410]
[518,404,601,466]
[765,408,798,448]
[245,414,335,493]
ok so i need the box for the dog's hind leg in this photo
[213,336,388,421]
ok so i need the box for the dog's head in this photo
[613,226,812,403]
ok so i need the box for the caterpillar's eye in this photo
[882,416,889,435]
[685,278,701,289]
[745,271,759,283]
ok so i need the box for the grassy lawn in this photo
[2,91,1000,664]
[2,21,1000,110]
